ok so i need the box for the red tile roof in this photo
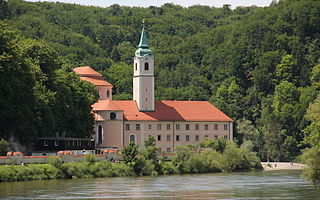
[80,77,112,86]
[93,100,121,111]
[73,66,101,76]
[73,66,113,86]
[92,100,233,122]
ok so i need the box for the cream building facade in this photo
[74,26,233,153]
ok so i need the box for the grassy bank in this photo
[0,140,262,182]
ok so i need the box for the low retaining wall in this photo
[0,154,122,165]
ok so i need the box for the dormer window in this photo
[144,62,149,70]
[110,112,116,120]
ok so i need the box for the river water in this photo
[0,170,319,199]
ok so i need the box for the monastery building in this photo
[73,26,233,153]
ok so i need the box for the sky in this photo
[26,0,274,8]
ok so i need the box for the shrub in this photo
[112,162,134,176]
[62,162,90,179]
[161,161,178,175]
[90,160,113,177]
[48,157,63,169]
[84,153,96,164]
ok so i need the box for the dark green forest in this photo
[1,0,320,164]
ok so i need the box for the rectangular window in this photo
[136,124,140,131]
[167,135,171,141]
[205,124,209,130]
[54,141,59,146]
[224,135,228,140]
[186,124,190,130]
[195,135,199,141]
[205,135,209,139]
[166,124,171,130]
[214,135,218,139]
[186,135,190,141]
[195,124,199,130]
[148,124,152,130]
[44,141,48,146]
[224,124,228,130]
[214,124,218,130]
[176,124,180,130]
[125,124,130,131]
[157,135,161,141]
[176,135,180,141]
[167,148,171,153]
[157,124,162,130]
[67,141,70,146]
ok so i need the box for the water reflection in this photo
[0,170,319,199]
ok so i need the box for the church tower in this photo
[133,25,155,111]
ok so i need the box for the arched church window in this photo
[110,112,116,120]
[144,62,149,70]
[107,90,110,98]
[98,125,103,144]
[130,134,136,143]
[135,63,137,71]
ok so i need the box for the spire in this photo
[138,22,149,48]
[135,20,153,57]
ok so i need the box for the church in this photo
[73,26,233,153]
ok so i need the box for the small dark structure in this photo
[32,132,95,156]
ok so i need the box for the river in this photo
[0,170,319,199]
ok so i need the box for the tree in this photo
[302,95,320,185]
[0,21,37,144]
[0,0,9,20]
[121,142,138,165]
[0,138,11,156]
[211,79,243,120]
[236,118,263,153]
[200,137,227,153]
[275,54,297,84]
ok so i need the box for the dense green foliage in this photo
[0,19,97,149]
[0,139,11,156]
[1,0,320,163]
[0,139,261,182]
[122,136,261,176]
[0,155,134,181]
[302,96,320,186]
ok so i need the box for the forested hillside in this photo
[1,0,320,161]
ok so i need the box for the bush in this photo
[161,161,178,175]
[62,162,91,179]
[48,157,63,169]
[84,153,96,164]
[90,160,114,177]
[186,154,207,173]
[302,147,320,185]
[0,164,62,182]
[111,162,134,176]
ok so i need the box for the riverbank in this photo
[261,162,306,171]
